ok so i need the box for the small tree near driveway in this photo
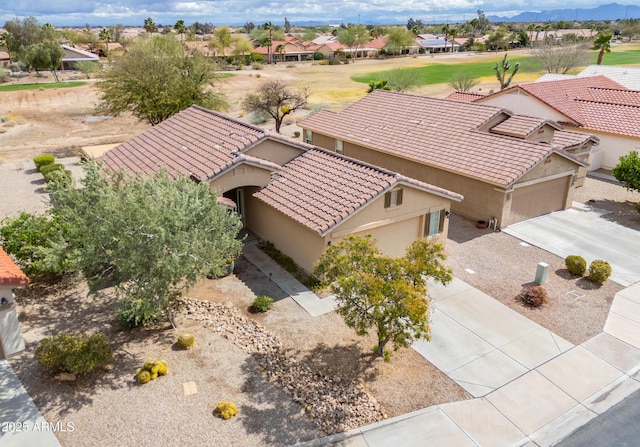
[242,79,309,133]
[314,235,452,359]
[612,150,640,194]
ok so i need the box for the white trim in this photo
[511,170,574,190]
[330,208,428,238]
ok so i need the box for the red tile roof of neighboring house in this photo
[254,148,461,235]
[488,76,640,138]
[300,90,586,187]
[0,248,29,287]
[102,106,268,181]
[445,91,486,103]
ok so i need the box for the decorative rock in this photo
[56,372,77,382]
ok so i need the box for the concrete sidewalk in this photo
[297,281,640,447]
[0,360,61,447]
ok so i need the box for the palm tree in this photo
[592,32,612,65]
[144,17,158,34]
[262,22,273,64]
[275,44,286,62]
[448,26,458,52]
[442,24,451,52]
[174,20,187,42]
[526,23,536,46]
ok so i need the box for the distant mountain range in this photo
[488,3,640,22]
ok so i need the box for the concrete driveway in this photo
[503,204,640,287]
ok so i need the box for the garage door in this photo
[510,176,568,223]
[351,217,421,258]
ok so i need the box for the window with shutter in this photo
[384,189,403,208]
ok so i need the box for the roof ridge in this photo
[190,105,269,135]
[573,98,640,108]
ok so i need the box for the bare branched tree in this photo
[534,44,590,74]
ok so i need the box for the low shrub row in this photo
[33,154,73,187]
[565,255,611,284]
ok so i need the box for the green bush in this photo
[39,163,64,175]
[313,52,324,60]
[177,333,196,350]
[252,295,274,312]
[519,285,548,308]
[35,333,112,375]
[33,155,55,170]
[44,169,73,187]
[588,260,611,284]
[116,296,163,329]
[565,255,587,276]
[328,58,342,65]
[214,401,238,419]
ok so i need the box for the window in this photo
[335,139,343,154]
[304,129,312,144]
[384,189,403,208]
[424,210,445,237]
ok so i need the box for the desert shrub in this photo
[136,359,169,384]
[116,296,163,330]
[35,333,112,375]
[177,333,196,350]
[565,255,587,276]
[286,64,295,69]
[44,169,73,188]
[33,154,55,170]
[249,111,270,125]
[588,260,611,284]
[328,58,341,65]
[252,295,274,312]
[519,285,548,308]
[249,52,264,63]
[0,69,10,83]
[250,62,263,70]
[214,401,238,420]
[39,163,64,175]
[317,59,329,65]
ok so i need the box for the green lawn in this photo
[0,81,87,92]
[351,55,543,85]
[352,49,640,86]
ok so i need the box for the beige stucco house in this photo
[0,248,28,358]
[473,76,640,171]
[300,90,594,228]
[102,106,461,273]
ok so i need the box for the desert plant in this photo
[35,333,113,375]
[33,154,55,170]
[39,163,64,175]
[565,255,587,276]
[328,58,341,65]
[588,260,611,284]
[177,333,196,350]
[250,62,263,70]
[44,169,73,187]
[116,296,163,330]
[519,285,548,308]
[137,370,151,384]
[252,295,274,312]
[214,401,238,419]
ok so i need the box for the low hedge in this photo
[33,154,55,170]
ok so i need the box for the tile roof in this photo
[444,91,485,103]
[102,106,268,181]
[483,76,640,138]
[578,65,640,90]
[551,128,599,149]
[254,148,461,236]
[490,115,561,139]
[300,90,582,187]
[0,248,29,287]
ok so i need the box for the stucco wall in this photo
[309,132,506,224]
[479,92,573,124]
[209,164,272,193]
[244,140,304,166]
[586,131,639,170]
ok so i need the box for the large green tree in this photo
[22,40,64,81]
[98,35,228,125]
[47,162,244,328]
[242,79,309,133]
[612,151,640,193]
[314,235,452,358]
[337,24,371,61]
[384,27,415,55]
[3,16,43,57]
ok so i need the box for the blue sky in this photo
[0,0,627,27]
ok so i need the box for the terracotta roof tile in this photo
[445,91,485,103]
[490,115,561,139]
[0,248,29,287]
[254,148,461,236]
[102,106,267,181]
[551,129,599,148]
[300,90,574,187]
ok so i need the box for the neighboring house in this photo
[578,65,640,90]
[415,34,458,53]
[0,247,28,358]
[61,44,100,70]
[474,76,640,170]
[300,90,594,228]
[102,106,461,273]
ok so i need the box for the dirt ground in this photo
[0,50,524,164]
